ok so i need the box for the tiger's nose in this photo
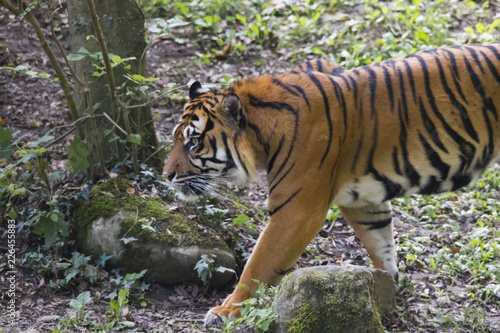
[164,171,176,182]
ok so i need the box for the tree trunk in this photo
[68,0,160,175]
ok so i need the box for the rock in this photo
[273,266,396,333]
[75,179,236,288]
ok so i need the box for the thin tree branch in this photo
[102,112,127,136]
[42,115,90,148]
[47,2,83,87]
[127,85,188,109]
[85,0,119,121]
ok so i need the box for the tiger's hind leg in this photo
[339,201,399,281]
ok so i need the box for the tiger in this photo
[163,42,500,326]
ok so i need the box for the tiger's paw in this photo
[204,304,241,327]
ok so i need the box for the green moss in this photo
[284,269,384,333]
[287,303,319,333]
[77,179,227,249]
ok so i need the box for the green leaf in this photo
[124,269,148,281]
[0,127,13,144]
[236,14,247,26]
[0,127,14,160]
[77,291,92,305]
[31,133,54,148]
[67,53,87,61]
[233,214,249,226]
[126,134,141,144]
[69,299,83,312]
[67,137,92,172]
[33,211,68,248]
[9,209,17,220]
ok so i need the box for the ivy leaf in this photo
[126,134,141,144]
[33,210,68,248]
[67,137,93,172]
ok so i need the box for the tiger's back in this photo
[271,43,500,208]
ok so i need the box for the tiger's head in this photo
[163,81,256,202]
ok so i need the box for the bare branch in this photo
[47,1,83,87]
[102,112,127,136]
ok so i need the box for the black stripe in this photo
[272,78,300,97]
[483,44,500,62]
[348,75,359,106]
[247,121,269,154]
[479,50,500,86]
[397,101,420,187]
[433,55,479,143]
[462,55,498,121]
[451,173,472,191]
[418,97,448,153]
[304,65,333,166]
[382,66,395,113]
[418,131,450,181]
[316,58,323,72]
[464,46,485,74]
[402,60,417,105]
[270,116,298,186]
[268,135,284,173]
[249,95,298,116]
[392,146,402,175]
[362,66,378,118]
[441,49,468,103]
[269,188,302,216]
[220,132,236,172]
[327,76,348,130]
[420,175,440,194]
[358,218,392,230]
[416,55,476,161]
[396,68,409,126]
[233,133,249,176]
[269,163,295,195]
[290,84,311,112]
[475,106,494,170]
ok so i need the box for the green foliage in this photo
[0,64,52,80]
[214,281,277,333]
[32,209,68,248]
[67,137,93,173]
[23,251,100,288]
[139,0,500,66]
[69,291,92,320]
[194,254,235,287]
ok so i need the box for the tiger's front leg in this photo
[339,201,399,280]
[204,199,330,326]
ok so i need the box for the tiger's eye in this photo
[191,138,199,146]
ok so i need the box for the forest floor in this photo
[1,1,500,332]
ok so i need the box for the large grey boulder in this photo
[274,266,396,333]
[75,180,236,288]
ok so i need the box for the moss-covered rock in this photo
[273,266,396,333]
[74,180,236,288]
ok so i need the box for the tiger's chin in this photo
[175,190,200,203]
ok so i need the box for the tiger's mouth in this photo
[174,179,207,202]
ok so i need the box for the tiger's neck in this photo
[231,76,299,173]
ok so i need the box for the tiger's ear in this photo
[221,93,242,124]
[189,81,205,99]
